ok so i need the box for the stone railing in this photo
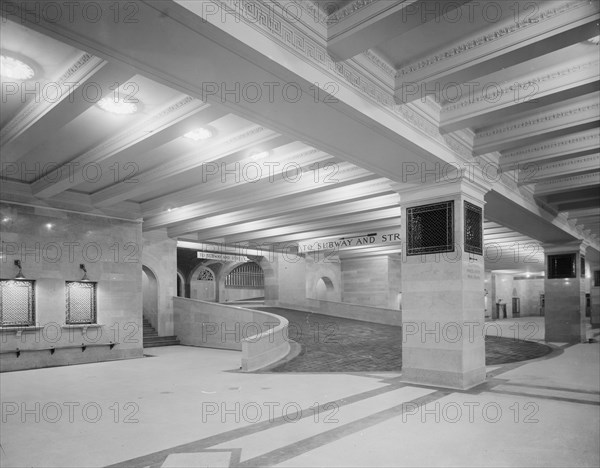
[173,297,290,371]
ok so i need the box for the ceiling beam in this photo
[565,207,600,219]
[440,55,599,133]
[143,173,386,230]
[327,0,470,61]
[6,0,444,188]
[0,53,107,168]
[164,189,397,237]
[168,195,400,238]
[31,98,223,198]
[90,131,290,207]
[397,2,600,103]
[535,172,600,196]
[202,206,401,243]
[140,148,335,216]
[1,61,139,169]
[499,128,599,171]
[219,217,403,245]
[518,153,600,185]
[473,94,599,155]
[0,179,141,219]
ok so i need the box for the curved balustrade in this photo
[173,297,290,371]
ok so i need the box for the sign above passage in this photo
[197,252,249,262]
[298,232,402,253]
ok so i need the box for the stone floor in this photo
[255,308,553,372]
[1,329,598,468]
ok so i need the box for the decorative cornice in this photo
[156,95,196,117]
[537,171,600,186]
[326,0,377,24]
[537,154,600,171]
[288,148,319,159]
[476,102,599,138]
[398,1,585,77]
[502,132,600,160]
[294,1,328,24]
[223,1,473,160]
[442,59,599,112]
[224,126,266,145]
[363,49,396,78]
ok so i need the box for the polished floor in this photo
[1,319,598,468]
[255,307,553,372]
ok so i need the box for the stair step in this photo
[141,318,179,347]
[143,336,181,348]
[144,342,180,348]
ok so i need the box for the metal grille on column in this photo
[0,280,35,326]
[547,254,576,278]
[406,201,454,255]
[464,201,483,255]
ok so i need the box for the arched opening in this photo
[142,265,159,330]
[316,276,335,301]
[190,266,216,301]
[176,271,185,297]
[222,261,264,302]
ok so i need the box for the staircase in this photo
[143,317,180,348]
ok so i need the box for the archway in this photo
[316,276,335,301]
[176,271,185,297]
[142,265,159,330]
[190,266,217,301]
[221,261,265,302]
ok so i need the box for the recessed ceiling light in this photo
[97,95,139,115]
[183,128,213,141]
[0,54,35,80]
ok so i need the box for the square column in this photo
[543,242,587,343]
[398,180,487,389]
[591,265,600,328]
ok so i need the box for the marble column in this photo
[398,180,487,389]
[543,241,587,343]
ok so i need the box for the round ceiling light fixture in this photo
[0,54,35,80]
[97,94,139,115]
[183,128,213,141]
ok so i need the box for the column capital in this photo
[393,177,489,207]
[542,240,587,256]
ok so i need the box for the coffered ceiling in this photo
[0,0,598,272]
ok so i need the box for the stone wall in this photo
[0,202,143,371]
[513,277,545,317]
[341,255,401,310]
[142,230,177,336]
